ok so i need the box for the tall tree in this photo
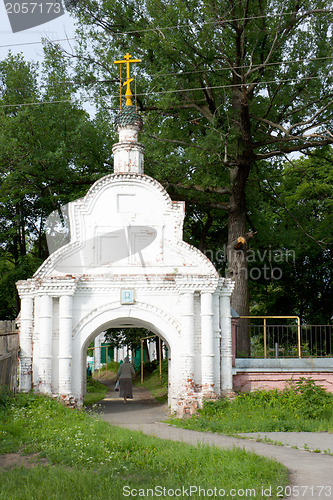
[67,0,333,354]
[0,49,112,318]
[248,151,333,324]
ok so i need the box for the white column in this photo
[201,291,215,395]
[19,296,34,392]
[58,295,73,396]
[39,294,53,394]
[220,290,233,393]
[94,334,103,370]
[180,292,195,387]
[213,292,221,393]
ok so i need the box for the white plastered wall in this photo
[17,174,234,415]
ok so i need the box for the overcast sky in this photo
[0,3,76,63]
[0,4,101,115]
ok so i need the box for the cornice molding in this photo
[217,278,235,295]
[16,277,77,298]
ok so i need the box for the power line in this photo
[137,75,330,98]
[0,74,331,110]
[0,8,331,50]
[2,55,333,93]
[0,37,76,50]
[149,56,333,79]
[0,99,72,108]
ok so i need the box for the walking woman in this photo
[116,356,135,402]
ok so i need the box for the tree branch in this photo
[255,138,333,159]
[167,190,231,211]
[261,180,327,249]
[168,182,231,196]
[147,134,205,150]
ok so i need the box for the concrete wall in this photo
[0,321,19,393]
[233,358,333,393]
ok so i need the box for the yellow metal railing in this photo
[240,316,301,359]
[87,345,113,377]
[87,338,164,383]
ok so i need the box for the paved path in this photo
[96,378,333,499]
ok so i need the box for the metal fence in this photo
[236,317,332,358]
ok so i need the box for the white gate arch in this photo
[16,105,235,415]
[74,301,181,409]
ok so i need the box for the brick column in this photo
[58,295,73,397]
[39,294,53,394]
[201,291,215,396]
[19,296,34,392]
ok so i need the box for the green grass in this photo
[135,359,168,403]
[169,378,333,434]
[83,376,108,406]
[0,391,288,499]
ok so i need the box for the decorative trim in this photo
[175,275,219,292]
[72,300,182,338]
[16,277,77,297]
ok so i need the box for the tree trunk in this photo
[227,163,251,356]
[226,73,254,356]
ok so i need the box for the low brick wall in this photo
[233,371,333,393]
[0,321,19,393]
[233,358,333,394]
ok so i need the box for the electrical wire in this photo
[0,37,76,50]
[0,74,331,109]
[1,55,333,94]
[0,8,331,50]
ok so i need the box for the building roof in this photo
[114,106,143,130]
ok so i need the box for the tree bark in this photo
[227,163,251,356]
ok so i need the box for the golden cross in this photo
[114,53,142,107]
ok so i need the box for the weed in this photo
[170,378,333,434]
[83,376,108,406]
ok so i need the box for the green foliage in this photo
[0,50,112,318]
[171,378,333,433]
[68,0,333,332]
[248,153,333,323]
[83,377,108,406]
[85,376,107,394]
[104,327,149,351]
[136,359,168,402]
[0,392,288,498]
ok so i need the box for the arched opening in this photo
[72,304,181,411]
[83,323,169,401]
